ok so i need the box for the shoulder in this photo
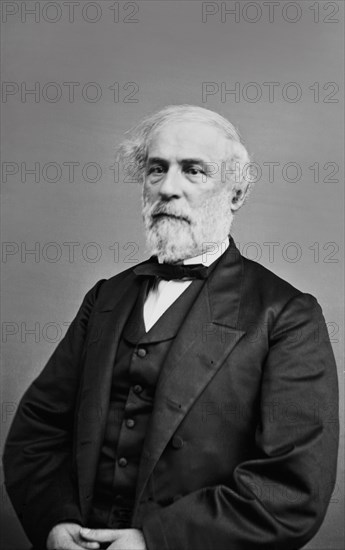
[242,255,303,299]
[82,260,150,308]
[97,261,145,292]
[239,255,321,324]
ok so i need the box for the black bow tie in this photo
[133,260,209,280]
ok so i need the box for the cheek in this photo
[143,182,155,201]
[185,186,217,207]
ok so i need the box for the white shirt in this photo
[143,238,230,331]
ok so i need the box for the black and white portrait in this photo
[1,2,343,549]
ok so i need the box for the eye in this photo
[184,166,206,178]
[148,165,165,175]
[146,165,167,182]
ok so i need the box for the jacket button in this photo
[133,384,143,394]
[118,457,128,467]
[137,348,147,357]
[126,418,135,428]
[171,436,184,449]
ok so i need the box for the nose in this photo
[158,166,183,199]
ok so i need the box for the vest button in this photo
[137,348,147,358]
[118,457,128,467]
[171,436,184,449]
[133,384,143,394]
[126,418,135,428]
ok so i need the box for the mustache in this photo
[148,203,192,224]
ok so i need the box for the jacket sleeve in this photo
[2,279,105,549]
[141,293,339,550]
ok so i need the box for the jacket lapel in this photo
[134,239,246,509]
[76,272,146,515]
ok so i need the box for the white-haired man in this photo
[4,105,339,550]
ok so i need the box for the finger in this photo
[80,528,120,543]
[59,539,93,550]
[73,531,100,549]
[77,541,100,550]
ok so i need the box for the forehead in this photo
[147,120,231,162]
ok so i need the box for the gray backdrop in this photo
[1,1,344,548]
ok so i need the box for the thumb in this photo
[80,528,120,542]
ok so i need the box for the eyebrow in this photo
[147,157,211,169]
[147,157,168,166]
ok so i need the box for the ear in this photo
[228,141,251,212]
[230,185,248,212]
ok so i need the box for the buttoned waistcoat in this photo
[90,275,206,528]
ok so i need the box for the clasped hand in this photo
[46,522,146,550]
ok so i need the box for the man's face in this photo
[142,120,236,263]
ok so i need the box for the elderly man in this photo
[4,105,339,550]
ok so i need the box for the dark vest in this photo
[88,276,206,528]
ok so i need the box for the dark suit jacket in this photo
[3,239,339,550]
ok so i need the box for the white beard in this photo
[142,187,234,263]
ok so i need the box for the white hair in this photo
[116,104,254,198]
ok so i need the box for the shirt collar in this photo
[184,236,230,266]
[158,236,230,267]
